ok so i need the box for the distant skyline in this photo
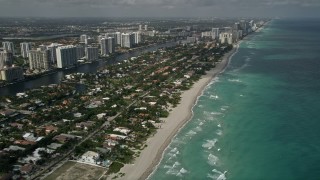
[0,0,319,18]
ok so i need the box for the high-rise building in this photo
[115,32,121,45]
[0,66,24,82]
[76,45,85,59]
[232,30,243,43]
[106,33,119,46]
[28,50,51,70]
[85,38,94,45]
[98,35,105,43]
[233,23,241,31]
[121,33,132,48]
[201,31,214,39]
[80,34,88,43]
[0,50,13,69]
[219,33,233,45]
[86,46,99,61]
[56,45,77,69]
[240,20,248,35]
[20,42,32,58]
[101,38,108,56]
[38,45,47,51]
[133,32,142,44]
[139,24,143,31]
[2,41,15,55]
[212,28,220,40]
[144,25,148,31]
[107,37,115,54]
[47,43,61,64]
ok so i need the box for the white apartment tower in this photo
[56,45,77,69]
[20,42,32,58]
[219,33,233,45]
[133,32,142,44]
[101,38,108,56]
[212,28,220,40]
[115,32,121,45]
[28,50,51,70]
[2,41,15,55]
[121,33,134,48]
[107,37,115,54]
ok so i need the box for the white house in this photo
[80,151,100,165]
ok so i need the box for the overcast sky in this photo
[0,0,319,18]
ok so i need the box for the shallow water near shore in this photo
[150,19,320,179]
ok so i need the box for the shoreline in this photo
[117,43,239,180]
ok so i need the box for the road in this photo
[33,91,150,180]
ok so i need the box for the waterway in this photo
[0,42,176,96]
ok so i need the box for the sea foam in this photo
[202,139,218,150]
[208,153,219,166]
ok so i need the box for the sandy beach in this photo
[116,45,238,180]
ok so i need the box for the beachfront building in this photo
[56,45,77,69]
[28,49,51,70]
[80,151,100,165]
[219,33,233,45]
[20,42,32,58]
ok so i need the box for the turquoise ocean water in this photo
[149,19,320,180]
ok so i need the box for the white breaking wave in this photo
[165,161,188,177]
[186,130,197,136]
[202,139,218,150]
[207,77,220,87]
[173,161,181,167]
[179,167,188,174]
[216,129,223,136]
[208,153,219,166]
[211,112,223,115]
[194,126,203,132]
[210,95,219,99]
[227,79,242,83]
[212,169,227,180]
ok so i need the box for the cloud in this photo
[2,0,320,8]
[0,0,320,17]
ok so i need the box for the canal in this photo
[0,41,177,96]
